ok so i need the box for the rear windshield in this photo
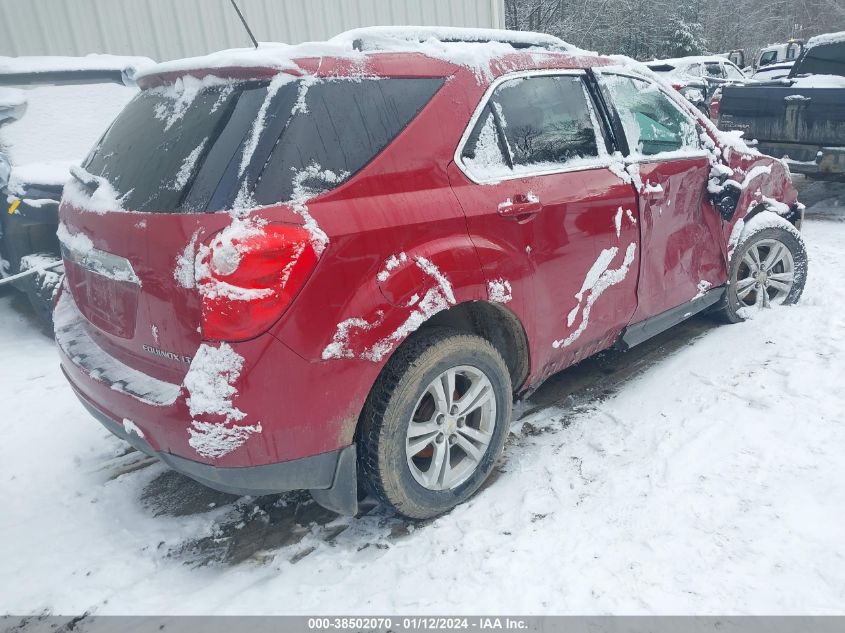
[82,76,443,213]
[794,43,845,77]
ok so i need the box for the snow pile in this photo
[487,279,513,303]
[62,166,128,214]
[171,138,208,191]
[56,221,94,257]
[693,279,713,300]
[184,343,246,422]
[187,420,263,460]
[122,419,144,439]
[151,75,229,131]
[791,74,845,88]
[334,26,572,82]
[184,342,262,459]
[322,256,456,362]
[0,87,25,108]
[805,31,845,49]
[284,162,347,253]
[554,243,637,349]
[140,26,579,90]
[377,253,408,282]
[321,316,380,361]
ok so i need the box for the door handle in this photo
[498,195,542,221]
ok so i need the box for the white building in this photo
[0,0,506,61]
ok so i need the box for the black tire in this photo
[717,225,807,324]
[357,327,512,519]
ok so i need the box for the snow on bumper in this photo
[54,289,360,473]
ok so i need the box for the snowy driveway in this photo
[1,183,844,615]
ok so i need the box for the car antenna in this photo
[228,0,259,49]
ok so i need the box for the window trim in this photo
[453,69,613,185]
[592,69,710,165]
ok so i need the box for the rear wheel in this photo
[718,226,807,323]
[357,328,512,519]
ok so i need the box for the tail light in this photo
[197,223,319,342]
[671,82,682,91]
[709,89,722,121]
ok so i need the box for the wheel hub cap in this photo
[735,237,795,310]
[405,365,497,491]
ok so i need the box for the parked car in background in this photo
[55,27,806,520]
[750,61,795,81]
[755,40,804,69]
[646,55,750,113]
[718,31,845,180]
[0,55,151,323]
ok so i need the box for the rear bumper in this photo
[70,381,358,514]
[54,286,366,514]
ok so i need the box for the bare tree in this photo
[505,0,845,61]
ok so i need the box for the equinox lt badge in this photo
[142,344,192,364]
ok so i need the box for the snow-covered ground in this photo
[1,198,844,616]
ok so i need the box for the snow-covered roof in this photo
[0,54,155,76]
[139,26,585,83]
[806,31,845,49]
[331,26,572,51]
[647,55,731,68]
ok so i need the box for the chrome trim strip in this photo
[60,242,141,286]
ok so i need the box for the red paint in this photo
[57,49,798,472]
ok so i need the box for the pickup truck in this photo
[717,32,845,180]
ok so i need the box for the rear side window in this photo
[81,77,442,213]
[461,74,603,180]
[252,78,443,205]
[599,74,699,157]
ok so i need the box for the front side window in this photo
[724,63,744,80]
[461,74,602,180]
[760,51,778,66]
[599,74,699,157]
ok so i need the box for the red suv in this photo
[55,28,807,519]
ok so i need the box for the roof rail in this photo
[331,26,571,53]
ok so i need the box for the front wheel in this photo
[357,328,512,519]
[718,225,808,323]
